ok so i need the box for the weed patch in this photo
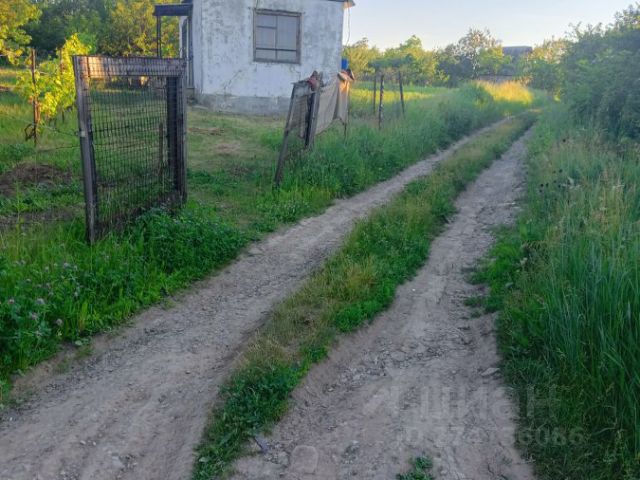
[397,457,434,480]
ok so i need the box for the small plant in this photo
[397,456,434,480]
[14,34,90,136]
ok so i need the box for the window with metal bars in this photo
[254,10,301,64]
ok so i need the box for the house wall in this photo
[192,0,345,115]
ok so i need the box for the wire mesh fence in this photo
[73,56,187,243]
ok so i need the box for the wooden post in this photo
[372,71,378,115]
[187,15,194,88]
[305,74,322,149]
[378,73,385,130]
[73,56,99,244]
[59,48,66,122]
[156,16,162,58]
[275,85,298,188]
[398,71,406,117]
[29,49,39,147]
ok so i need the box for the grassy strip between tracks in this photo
[192,113,536,479]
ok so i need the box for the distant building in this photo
[502,46,534,61]
[158,0,354,115]
[477,46,533,82]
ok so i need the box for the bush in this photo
[562,7,640,140]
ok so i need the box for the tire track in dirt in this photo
[230,132,535,480]
[0,120,513,480]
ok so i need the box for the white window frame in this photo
[253,9,302,65]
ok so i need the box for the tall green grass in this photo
[476,105,640,479]
[349,82,445,118]
[0,80,538,398]
[193,115,535,479]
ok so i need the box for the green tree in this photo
[454,28,501,77]
[25,0,111,54]
[519,39,567,94]
[99,0,178,57]
[383,35,444,85]
[0,0,40,63]
[438,29,503,84]
[436,45,463,86]
[562,4,640,139]
[477,46,507,76]
[343,38,380,78]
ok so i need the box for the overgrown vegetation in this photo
[562,5,640,141]
[476,105,640,480]
[0,76,537,396]
[192,115,535,479]
[471,6,640,479]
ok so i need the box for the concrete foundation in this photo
[196,93,291,116]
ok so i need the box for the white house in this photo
[176,0,354,115]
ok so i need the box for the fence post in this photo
[29,49,39,147]
[378,73,385,130]
[398,70,406,117]
[305,75,322,149]
[166,76,186,202]
[372,70,378,115]
[73,56,99,244]
[275,85,298,188]
[179,61,188,202]
[344,85,350,141]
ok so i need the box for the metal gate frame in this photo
[73,55,187,244]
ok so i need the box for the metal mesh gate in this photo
[73,56,187,244]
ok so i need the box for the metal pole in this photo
[73,56,99,244]
[372,71,378,115]
[378,73,385,130]
[344,86,349,141]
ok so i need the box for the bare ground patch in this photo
[0,163,72,197]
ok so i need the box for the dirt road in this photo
[230,133,534,480]
[0,122,510,480]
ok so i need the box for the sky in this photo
[344,0,634,49]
